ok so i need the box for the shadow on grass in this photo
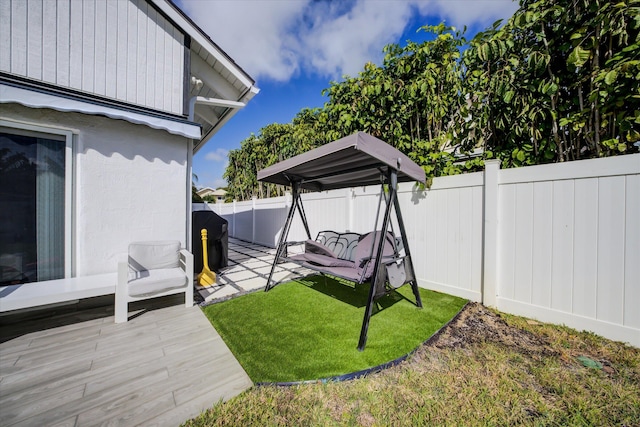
[297,274,412,315]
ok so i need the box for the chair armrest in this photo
[117,256,129,295]
[179,249,194,281]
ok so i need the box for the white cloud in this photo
[180,0,519,82]
[181,0,307,82]
[200,150,229,190]
[421,1,520,30]
[300,0,414,78]
[204,148,229,163]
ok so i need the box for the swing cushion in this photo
[288,231,397,282]
[302,252,355,268]
[354,232,396,279]
[304,240,337,258]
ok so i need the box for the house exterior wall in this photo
[2,103,188,277]
[0,0,185,115]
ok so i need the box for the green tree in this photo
[459,0,639,167]
[192,173,203,203]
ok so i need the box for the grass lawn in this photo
[201,277,467,383]
[186,303,640,427]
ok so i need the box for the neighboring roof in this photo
[196,187,227,197]
[196,187,215,197]
[257,132,426,191]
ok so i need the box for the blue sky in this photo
[177,0,519,190]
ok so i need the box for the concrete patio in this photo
[195,238,310,304]
[0,238,298,427]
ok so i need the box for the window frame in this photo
[0,118,74,280]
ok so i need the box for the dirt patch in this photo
[427,302,558,358]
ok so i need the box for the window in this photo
[0,121,72,285]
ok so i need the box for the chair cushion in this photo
[354,232,396,279]
[305,240,337,258]
[128,267,187,297]
[299,252,355,268]
[129,241,180,272]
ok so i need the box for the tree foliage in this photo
[459,0,640,166]
[224,0,639,200]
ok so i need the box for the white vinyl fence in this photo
[196,154,640,347]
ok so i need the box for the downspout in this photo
[186,135,194,252]
[186,77,203,253]
[186,77,254,249]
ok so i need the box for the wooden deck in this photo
[0,295,253,426]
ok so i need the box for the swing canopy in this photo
[257,132,426,190]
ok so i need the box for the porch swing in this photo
[257,132,426,350]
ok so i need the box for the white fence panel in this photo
[218,201,235,234]
[350,187,385,235]
[624,174,640,330]
[254,195,289,247]
[231,200,253,242]
[408,174,484,302]
[296,190,349,239]
[550,179,574,313]
[495,154,640,346]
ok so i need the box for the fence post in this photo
[346,188,355,232]
[232,199,237,238]
[252,196,257,244]
[482,159,501,307]
[282,191,291,245]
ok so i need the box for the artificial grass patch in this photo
[202,277,467,383]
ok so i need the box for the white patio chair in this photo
[115,241,193,323]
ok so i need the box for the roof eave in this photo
[193,86,259,154]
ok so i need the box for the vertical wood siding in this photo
[1,0,185,115]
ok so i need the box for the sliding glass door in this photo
[0,129,67,285]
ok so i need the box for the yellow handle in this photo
[201,228,210,270]
[198,228,216,287]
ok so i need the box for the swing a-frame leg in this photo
[357,169,422,351]
[265,181,310,291]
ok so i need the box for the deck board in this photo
[0,295,253,426]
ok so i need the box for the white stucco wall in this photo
[1,103,188,277]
